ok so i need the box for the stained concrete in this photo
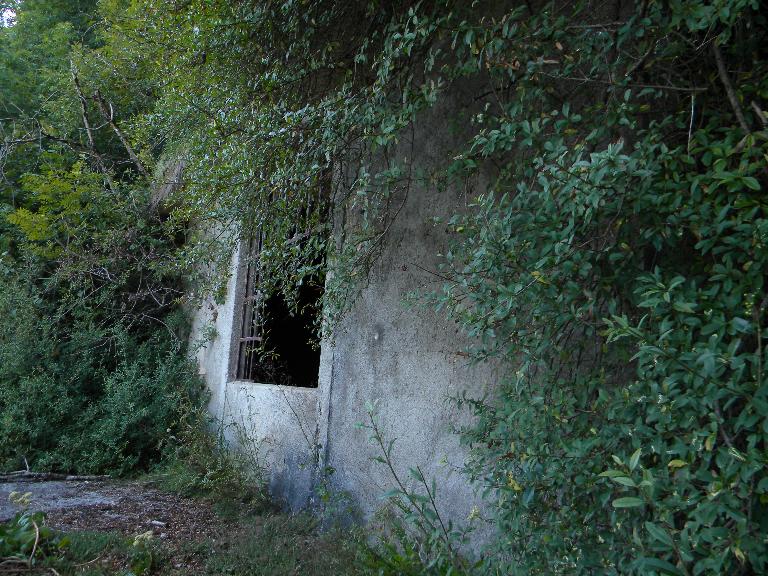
[222,381,318,509]
[314,85,497,538]
[189,81,498,541]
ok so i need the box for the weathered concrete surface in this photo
[189,245,320,511]
[0,481,121,521]
[188,244,241,418]
[222,381,318,510]
[316,84,497,540]
[188,82,498,543]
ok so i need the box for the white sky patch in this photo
[1,8,16,27]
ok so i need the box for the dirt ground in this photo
[0,479,362,576]
[2,480,221,541]
[1,479,226,573]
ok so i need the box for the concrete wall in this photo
[316,85,497,532]
[189,82,496,531]
[222,381,318,508]
[316,200,494,528]
[189,244,319,510]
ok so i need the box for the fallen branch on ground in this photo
[0,471,110,483]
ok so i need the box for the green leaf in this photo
[612,497,645,508]
[742,176,761,190]
[612,476,637,488]
[638,557,685,575]
[629,448,641,471]
[645,522,674,547]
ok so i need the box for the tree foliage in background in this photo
[0,0,202,475]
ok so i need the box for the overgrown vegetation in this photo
[432,4,768,574]
[2,0,767,574]
[0,1,205,475]
[0,485,363,576]
[125,0,766,573]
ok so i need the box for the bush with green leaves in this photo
[425,3,768,574]
[0,154,203,476]
[1,0,204,475]
[0,262,204,474]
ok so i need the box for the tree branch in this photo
[70,60,96,151]
[712,42,750,133]
[70,62,112,177]
[92,90,150,179]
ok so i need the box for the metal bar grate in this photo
[235,231,264,381]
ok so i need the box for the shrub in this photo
[428,2,768,573]
[0,291,204,474]
[0,160,204,476]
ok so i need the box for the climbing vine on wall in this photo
[434,2,768,573]
[66,0,768,572]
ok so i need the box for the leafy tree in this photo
[0,0,202,476]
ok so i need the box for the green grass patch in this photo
[42,530,159,576]
[31,514,363,576]
[203,513,363,576]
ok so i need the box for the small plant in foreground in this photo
[359,402,477,576]
[0,494,67,569]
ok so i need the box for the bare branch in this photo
[69,62,114,180]
[93,89,150,179]
[712,42,750,133]
[70,60,96,151]
[751,101,767,128]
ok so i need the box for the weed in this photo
[312,465,360,530]
[204,513,363,576]
[0,509,65,567]
[357,402,476,575]
[149,407,275,518]
[42,530,141,575]
[14,499,365,576]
